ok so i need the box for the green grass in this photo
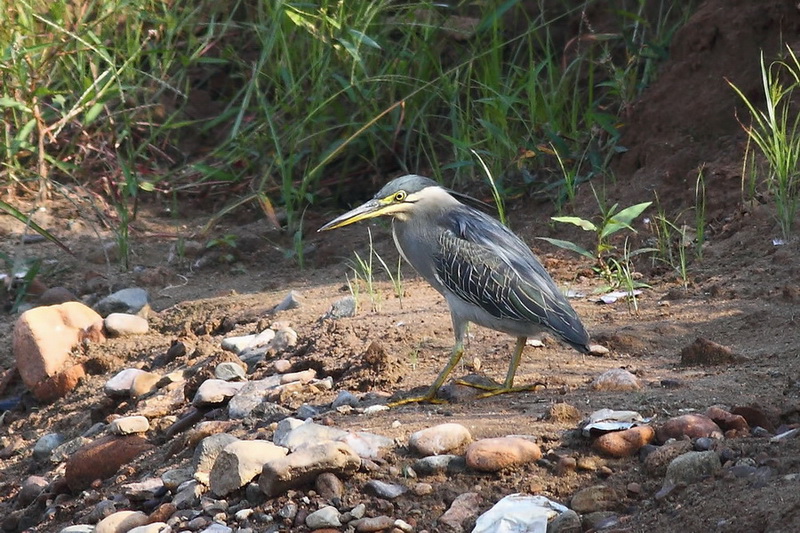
[1,0,696,265]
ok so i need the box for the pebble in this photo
[305,506,341,529]
[315,472,344,500]
[331,390,360,409]
[121,477,164,500]
[274,290,304,311]
[576,455,605,471]
[364,479,408,499]
[127,523,168,533]
[161,468,193,491]
[209,440,289,497]
[413,454,467,476]
[680,337,739,365]
[664,450,722,485]
[272,327,298,351]
[59,527,95,533]
[105,369,149,397]
[172,480,203,509]
[17,476,48,506]
[33,433,65,462]
[192,379,247,406]
[324,296,357,319]
[95,510,148,533]
[215,362,247,381]
[104,313,149,336]
[222,334,259,355]
[340,431,394,460]
[656,414,723,443]
[64,435,153,491]
[706,406,749,436]
[590,368,641,391]
[438,492,481,531]
[274,419,349,451]
[95,288,149,316]
[593,426,655,457]
[109,415,150,435]
[193,434,240,475]
[408,423,472,456]
[570,485,619,513]
[259,441,361,497]
[273,359,292,373]
[643,440,693,476]
[352,515,395,532]
[412,482,434,496]
[465,437,542,472]
[130,371,161,398]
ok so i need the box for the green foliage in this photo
[729,46,800,239]
[541,198,653,287]
[2,0,694,265]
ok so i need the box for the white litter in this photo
[472,493,569,533]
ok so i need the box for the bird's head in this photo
[318,174,448,231]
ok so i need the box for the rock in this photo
[38,286,78,305]
[352,516,395,532]
[172,480,203,509]
[705,406,749,436]
[324,296,357,319]
[643,440,694,476]
[590,368,641,391]
[214,361,247,381]
[64,435,153,491]
[680,337,740,366]
[576,455,605,472]
[731,406,776,433]
[656,414,723,443]
[222,329,275,355]
[570,485,619,513]
[545,402,582,423]
[59,526,95,533]
[109,415,150,435]
[331,390,360,409]
[128,523,168,533]
[274,290,304,311]
[130,371,161,399]
[33,433,65,462]
[95,288,150,316]
[259,441,361,497]
[665,450,722,485]
[408,423,472,456]
[31,363,87,403]
[306,506,341,529]
[340,431,394,460]
[438,492,481,532]
[161,468,193,491]
[14,301,103,400]
[364,479,408,499]
[412,482,434,496]
[273,419,348,452]
[121,477,164,500]
[51,437,91,463]
[465,437,542,472]
[593,426,655,457]
[272,327,298,351]
[105,368,148,397]
[18,476,48,506]
[315,472,344,500]
[193,434,240,475]
[412,455,467,476]
[95,510,148,533]
[192,379,246,406]
[582,511,621,531]
[209,440,288,497]
[103,313,149,336]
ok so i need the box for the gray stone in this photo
[209,440,288,497]
[438,492,481,531]
[33,433,65,462]
[271,328,298,351]
[364,479,408,499]
[192,379,246,406]
[95,288,149,316]
[17,476,48,506]
[121,477,164,500]
[273,419,349,452]
[331,390,360,409]
[548,509,582,533]
[325,296,357,319]
[413,455,467,476]
[59,527,96,533]
[161,467,193,491]
[296,404,320,419]
[104,313,149,336]
[127,523,169,533]
[570,485,619,513]
[193,434,239,475]
[305,506,341,529]
[104,368,148,398]
[340,431,394,460]
[215,361,246,382]
[664,450,722,485]
[173,480,203,509]
[221,334,258,354]
[315,472,344,500]
[274,290,304,311]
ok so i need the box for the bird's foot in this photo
[476,382,545,398]
[387,390,447,407]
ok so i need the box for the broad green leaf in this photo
[347,29,381,50]
[537,237,595,260]
[552,216,597,232]
[0,97,31,112]
[600,201,651,239]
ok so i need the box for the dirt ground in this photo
[3,0,800,531]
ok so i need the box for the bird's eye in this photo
[393,191,406,202]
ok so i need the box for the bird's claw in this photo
[475,382,546,398]
[387,393,448,407]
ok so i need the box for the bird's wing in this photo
[434,205,589,350]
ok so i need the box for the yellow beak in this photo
[318,199,387,232]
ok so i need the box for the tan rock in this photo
[64,435,153,491]
[465,437,542,472]
[570,485,619,513]
[95,510,148,533]
[14,302,103,392]
[656,414,723,443]
[259,441,360,497]
[30,363,86,402]
[210,440,288,497]
[408,423,472,456]
[593,426,655,457]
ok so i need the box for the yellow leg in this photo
[453,337,544,398]
[388,342,465,406]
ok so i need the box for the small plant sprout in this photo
[694,165,707,259]
[541,195,653,288]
